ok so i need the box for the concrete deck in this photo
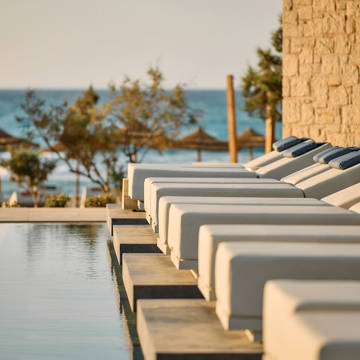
[113,224,161,265]
[123,253,203,311]
[106,204,147,235]
[137,299,262,360]
[0,208,106,222]
[106,240,144,359]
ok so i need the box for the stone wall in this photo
[282,0,360,146]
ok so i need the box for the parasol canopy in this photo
[0,129,38,152]
[171,127,227,161]
[236,128,265,160]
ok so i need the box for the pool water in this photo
[0,223,133,360]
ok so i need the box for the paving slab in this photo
[137,299,262,360]
[106,204,147,235]
[113,224,161,265]
[123,253,202,311]
[0,208,106,222]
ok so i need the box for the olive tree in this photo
[1,148,56,207]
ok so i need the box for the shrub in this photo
[45,193,70,207]
[85,193,115,207]
[2,201,21,208]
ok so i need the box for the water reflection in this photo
[0,223,131,360]
[106,240,144,360]
[24,223,104,279]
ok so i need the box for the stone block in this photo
[283,99,301,123]
[283,0,293,11]
[353,84,360,106]
[342,64,359,86]
[283,77,291,97]
[291,77,311,96]
[299,47,314,64]
[328,74,342,86]
[335,35,351,55]
[335,0,346,10]
[298,6,313,20]
[301,103,315,124]
[321,55,340,74]
[315,38,335,55]
[329,85,348,105]
[283,10,298,24]
[283,54,299,76]
[293,0,313,6]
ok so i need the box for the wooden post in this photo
[75,160,80,208]
[265,101,276,153]
[226,75,238,163]
[248,147,253,161]
[196,149,201,162]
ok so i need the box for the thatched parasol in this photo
[0,129,38,152]
[172,127,227,162]
[236,128,265,160]
[0,129,38,196]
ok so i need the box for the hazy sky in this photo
[0,0,282,89]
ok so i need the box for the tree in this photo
[1,148,56,207]
[109,66,199,163]
[17,87,124,195]
[241,16,282,153]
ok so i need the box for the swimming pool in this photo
[0,223,137,360]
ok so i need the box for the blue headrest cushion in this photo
[283,141,326,158]
[329,151,360,170]
[313,147,354,164]
[272,136,305,152]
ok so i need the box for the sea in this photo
[0,89,282,198]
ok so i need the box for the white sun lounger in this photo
[128,138,325,201]
[351,202,360,213]
[264,310,360,360]
[167,204,360,269]
[149,182,303,232]
[128,166,256,201]
[263,280,360,360]
[143,177,280,222]
[145,151,360,228]
[214,242,360,337]
[158,198,330,255]
[197,225,360,301]
[322,182,360,209]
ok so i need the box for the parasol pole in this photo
[226,75,238,163]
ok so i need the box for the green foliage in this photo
[2,201,21,208]
[109,66,200,162]
[16,87,123,193]
[45,193,70,207]
[85,193,115,207]
[241,16,282,123]
[0,148,56,207]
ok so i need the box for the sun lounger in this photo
[197,225,360,301]
[149,181,304,231]
[295,152,360,198]
[128,136,314,201]
[150,183,304,232]
[214,242,360,338]
[145,146,360,228]
[350,202,360,213]
[167,204,360,269]
[158,198,330,254]
[322,182,360,208]
[129,166,256,201]
[256,142,331,179]
[264,310,360,360]
[143,177,280,222]
[263,280,360,360]
[281,146,356,185]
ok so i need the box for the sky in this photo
[0,0,282,89]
